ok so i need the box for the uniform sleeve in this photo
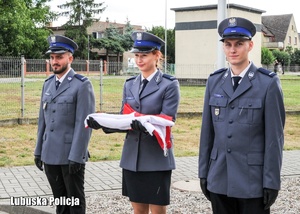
[263,76,285,190]
[161,79,180,121]
[34,84,46,156]
[121,81,127,114]
[198,79,215,179]
[69,80,95,163]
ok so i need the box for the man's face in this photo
[223,39,253,67]
[49,52,73,75]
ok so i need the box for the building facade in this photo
[48,20,143,63]
[262,14,300,51]
[171,4,265,79]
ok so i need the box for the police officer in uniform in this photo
[198,17,285,214]
[34,35,95,214]
[87,31,180,214]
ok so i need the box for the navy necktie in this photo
[55,80,61,90]
[232,76,241,91]
[139,79,149,95]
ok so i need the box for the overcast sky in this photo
[49,0,300,30]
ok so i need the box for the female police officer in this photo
[87,31,180,214]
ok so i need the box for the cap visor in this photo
[220,35,251,42]
[45,49,69,54]
[130,47,156,53]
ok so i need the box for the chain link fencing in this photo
[0,57,203,122]
[0,56,299,122]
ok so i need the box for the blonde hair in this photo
[152,50,165,70]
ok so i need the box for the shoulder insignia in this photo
[126,76,137,82]
[45,74,55,82]
[258,67,276,77]
[162,73,177,81]
[74,74,88,82]
[210,68,227,76]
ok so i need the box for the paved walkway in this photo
[0,151,300,213]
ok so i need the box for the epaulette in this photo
[258,67,276,77]
[74,74,88,82]
[162,73,177,81]
[210,68,227,76]
[126,76,137,82]
[45,74,55,82]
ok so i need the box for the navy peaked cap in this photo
[46,35,78,54]
[218,17,256,41]
[130,31,165,53]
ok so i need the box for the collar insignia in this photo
[248,71,254,79]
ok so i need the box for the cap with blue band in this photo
[130,31,165,53]
[218,17,256,42]
[46,35,78,54]
[49,42,75,53]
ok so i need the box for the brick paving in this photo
[0,150,299,213]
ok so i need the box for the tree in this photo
[272,49,290,66]
[91,22,134,61]
[147,26,176,64]
[57,0,106,59]
[90,24,126,74]
[261,47,275,68]
[291,49,300,65]
[120,20,134,52]
[0,0,54,58]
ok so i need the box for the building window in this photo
[92,32,104,39]
[289,36,291,44]
[295,37,298,45]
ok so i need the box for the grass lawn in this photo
[0,74,299,167]
[0,114,299,167]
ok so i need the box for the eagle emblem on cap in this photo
[228,17,237,27]
[136,32,142,40]
[50,36,56,43]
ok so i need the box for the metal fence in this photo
[0,56,299,122]
[0,56,201,121]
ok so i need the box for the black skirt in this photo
[122,169,172,205]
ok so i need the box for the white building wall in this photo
[173,5,263,79]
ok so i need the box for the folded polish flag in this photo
[84,104,174,157]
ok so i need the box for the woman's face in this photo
[134,52,158,74]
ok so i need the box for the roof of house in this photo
[262,14,293,42]
[171,3,265,14]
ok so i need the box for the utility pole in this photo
[164,0,168,72]
[217,0,227,69]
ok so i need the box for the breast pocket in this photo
[57,96,74,115]
[238,98,262,124]
[42,96,52,112]
[209,97,228,122]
